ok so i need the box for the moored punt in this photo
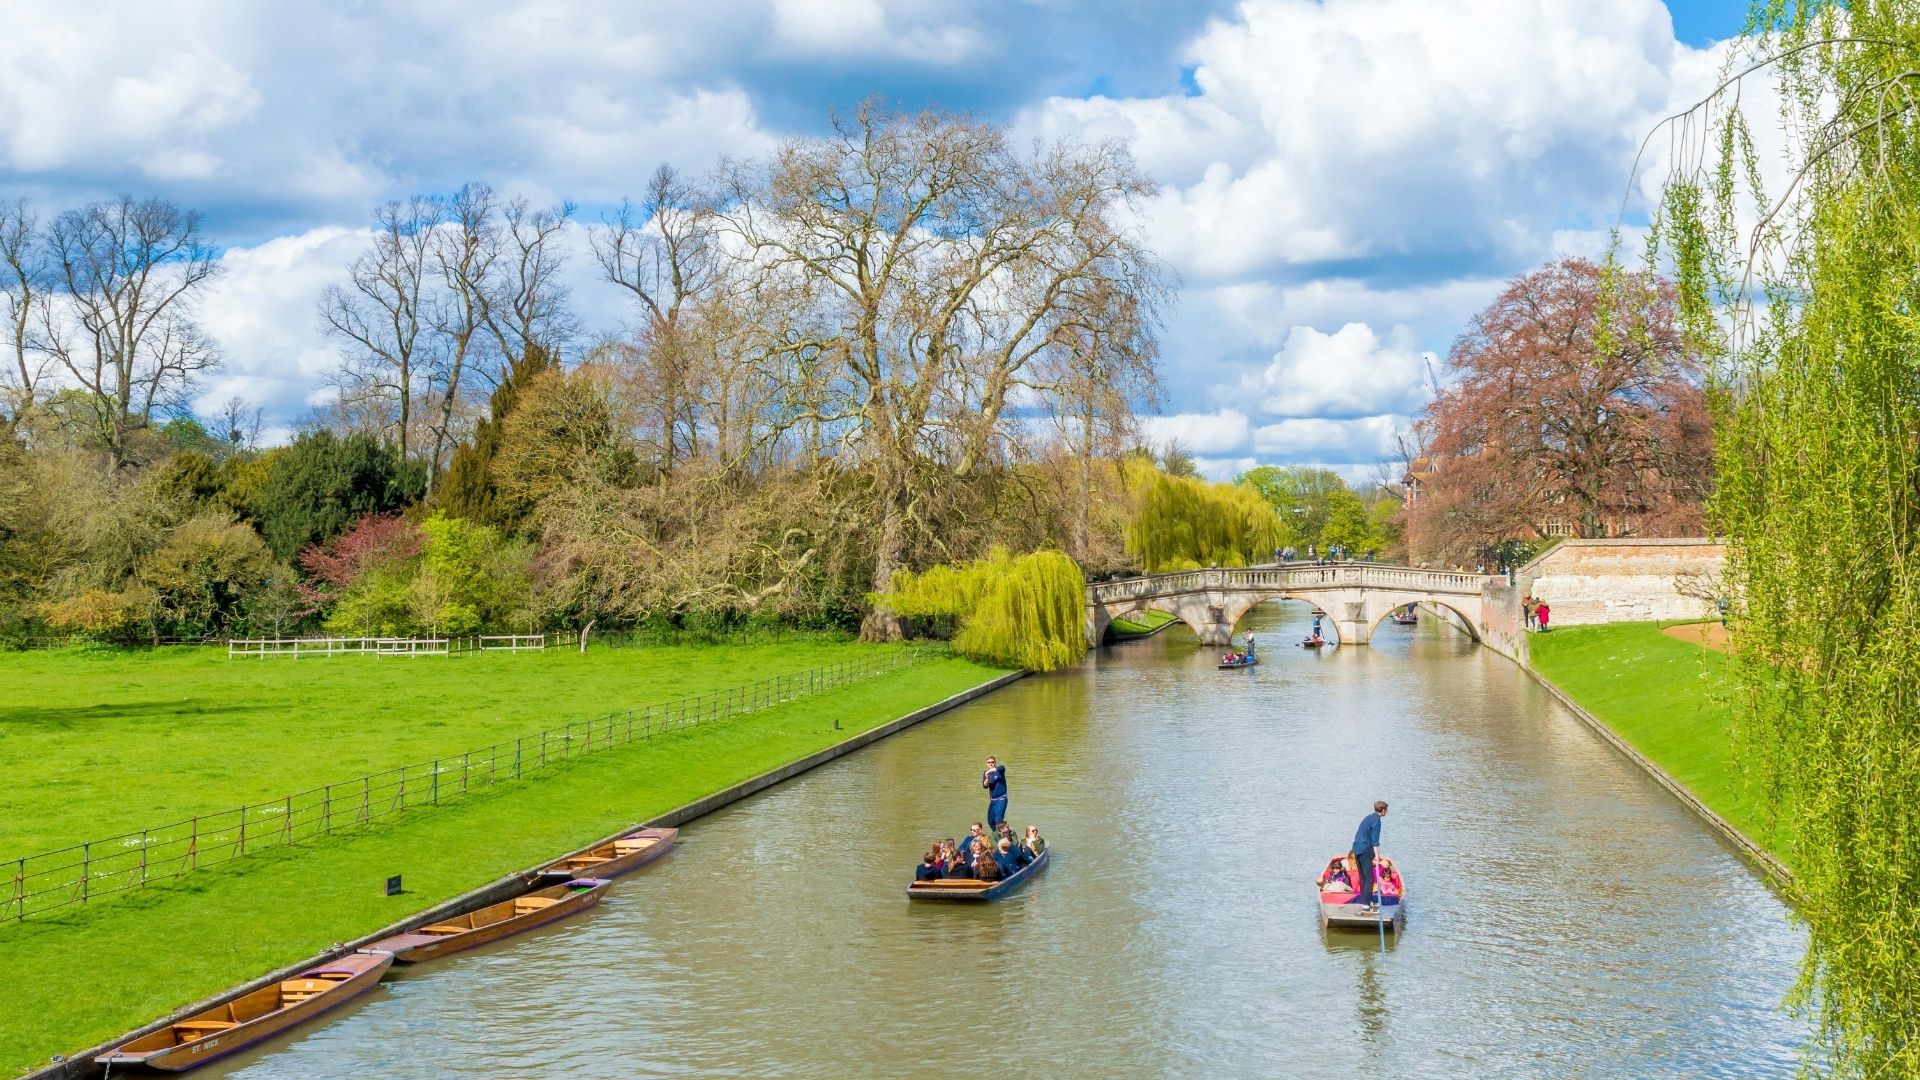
[908,847,1050,902]
[95,953,391,1072]
[361,878,611,963]
[538,827,677,879]
[1218,655,1259,669]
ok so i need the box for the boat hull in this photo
[95,953,391,1072]
[908,847,1050,902]
[1218,657,1258,669]
[538,827,677,880]
[361,878,611,963]
[1318,892,1405,932]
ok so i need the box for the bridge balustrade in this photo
[1087,565,1489,605]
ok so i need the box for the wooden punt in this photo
[1218,655,1259,669]
[908,847,1050,902]
[538,827,677,880]
[1318,883,1406,932]
[360,878,611,963]
[1301,638,1329,648]
[95,953,391,1072]
[1391,612,1418,625]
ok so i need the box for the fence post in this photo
[282,795,292,842]
[81,843,89,903]
[462,752,470,796]
[13,858,21,921]
[541,731,548,768]
[239,805,247,856]
[324,785,332,835]
[189,817,198,870]
[140,830,149,887]
[361,776,371,823]
[432,760,440,805]
[515,738,523,778]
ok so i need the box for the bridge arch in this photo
[1360,597,1482,643]
[1084,565,1507,651]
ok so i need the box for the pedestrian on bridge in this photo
[982,755,1009,830]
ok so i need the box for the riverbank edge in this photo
[33,668,1027,1080]
[1519,661,1794,887]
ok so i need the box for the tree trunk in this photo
[860,471,909,642]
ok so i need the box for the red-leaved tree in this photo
[1407,258,1713,563]
[297,513,423,608]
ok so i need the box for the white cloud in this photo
[1026,0,1701,283]
[771,0,984,63]
[1252,415,1407,459]
[1141,409,1252,455]
[1240,323,1431,419]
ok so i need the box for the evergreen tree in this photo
[255,431,425,560]
[436,344,556,531]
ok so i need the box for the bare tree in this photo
[0,199,51,430]
[485,196,577,372]
[41,196,222,466]
[426,183,500,492]
[319,196,443,460]
[217,395,263,452]
[721,104,1167,638]
[592,165,720,471]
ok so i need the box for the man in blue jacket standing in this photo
[982,755,1009,830]
[1352,800,1388,910]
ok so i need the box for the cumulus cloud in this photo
[1027,0,1699,285]
[1141,409,1253,456]
[1239,323,1431,420]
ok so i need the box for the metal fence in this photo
[6,649,921,922]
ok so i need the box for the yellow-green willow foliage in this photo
[1651,4,1920,1073]
[1123,466,1286,572]
[875,548,1087,672]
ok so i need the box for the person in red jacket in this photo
[1536,601,1551,632]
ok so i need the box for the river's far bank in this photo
[1529,621,1795,874]
[1,652,1011,1079]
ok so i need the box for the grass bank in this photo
[0,637,894,854]
[0,649,1007,1075]
[1529,622,1794,868]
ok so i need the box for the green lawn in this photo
[1109,609,1178,636]
[0,650,1007,1074]
[0,637,904,855]
[1530,622,1794,867]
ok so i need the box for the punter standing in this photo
[982,755,1009,830]
[1351,800,1388,911]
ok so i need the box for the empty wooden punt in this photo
[95,952,391,1072]
[538,827,677,880]
[360,878,611,963]
[908,847,1050,902]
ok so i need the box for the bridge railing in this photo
[1087,563,1491,605]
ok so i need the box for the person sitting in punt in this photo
[960,822,988,862]
[995,822,1021,855]
[1023,825,1047,858]
[916,849,945,882]
[1376,856,1403,898]
[994,838,1022,876]
[1317,857,1352,893]
[972,839,1003,882]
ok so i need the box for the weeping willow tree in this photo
[1123,465,1286,572]
[875,547,1086,672]
[1648,3,1920,1073]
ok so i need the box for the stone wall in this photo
[1517,539,1724,626]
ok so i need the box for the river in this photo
[206,603,1806,1078]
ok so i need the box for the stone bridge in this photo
[1087,564,1524,658]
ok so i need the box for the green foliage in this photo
[437,344,558,532]
[255,432,426,560]
[321,513,532,637]
[1124,467,1285,572]
[1651,5,1920,1071]
[876,547,1087,671]
[1320,487,1385,553]
[135,514,275,639]
[1237,465,1355,549]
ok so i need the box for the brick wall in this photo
[1517,539,1724,626]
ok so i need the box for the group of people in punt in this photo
[1318,800,1395,910]
[1220,632,1256,665]
[917,821,1047,883]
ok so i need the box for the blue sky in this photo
[0,0,1756,479]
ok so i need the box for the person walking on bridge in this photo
[982,755,1009,830]
[1351,801,1388,911]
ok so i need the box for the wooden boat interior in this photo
[110,970,359,1051]
[548,833,662,872]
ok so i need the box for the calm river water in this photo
[207,604,1805,1078]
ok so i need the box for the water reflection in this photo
[208,601,1805,1078]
